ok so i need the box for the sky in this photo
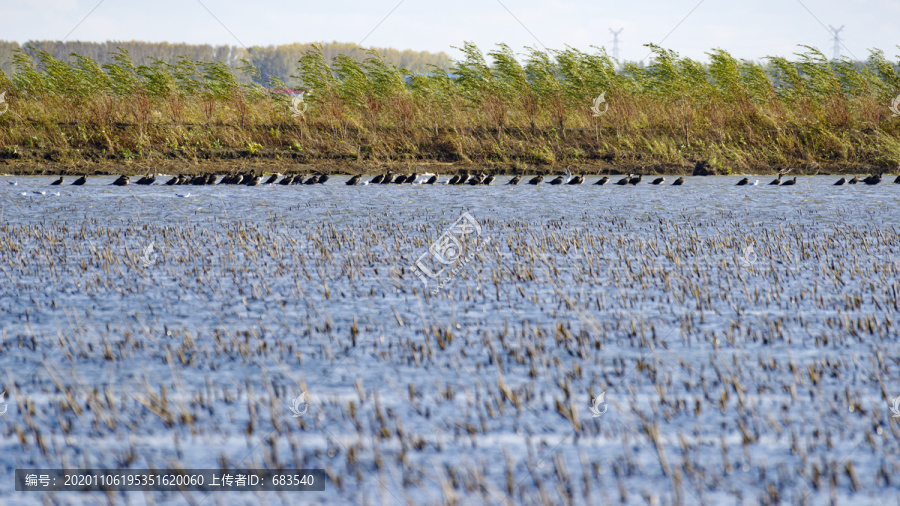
[3,0,898,62]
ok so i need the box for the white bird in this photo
[19,192,27,196]
[176,192,192,198]
[564,170,573,184]
[49,191,60,196]
[752,180,759,186]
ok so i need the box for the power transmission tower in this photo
[609,28,623,60]
[828,25,844,60]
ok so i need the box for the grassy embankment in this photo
[1,43,899,176]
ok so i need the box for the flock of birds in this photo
[10,171,899,188]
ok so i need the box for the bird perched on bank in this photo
[136,175,156,185]
[769,174,782,185]
[781,177,797,186]
[628,174,642,185]
[318,174,329,184]
[278,175,293,185]
[304,175,319,185]
[404,173,417,184]
[594,176,609,185]
[508,175,522,185]
[527,175,543,185]
[245,174,262,186]
[672,177,685,186]
[111,175,130,186]
[834,177,846,185]
[369,174,384,184]
[652,177,665,185]
[567,174,584,185]
[448,174,460,185]
[393,174,407,184]
[425,174,438,184]
[347,175,361,186]
[863,174,882,185]
[51,176,64,185]
[736,177,750,186]
[482,174,495,185]
[264,173,280,184]
[206,174,218,185]
[615,174,630,185]
[848,176,859,184]
[381,173,394,184]
[72,175,87,186]
[894,175,900,184]
[548,175,565,185]
[457,172,471,185]
[468,173,485,185]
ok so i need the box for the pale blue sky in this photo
[3,0,898,62]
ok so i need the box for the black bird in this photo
[425,174,438,184]
[448,175,461,185]
[278,175,293,185]
[304,175,319,185]
[548,175,565,185]
[393,174,407,184]
[206,174,218,185]
[457,172,470,185]
[111,175,130,186]
[527,175,543,185]
[482,174,495,185]
[780,177,797,186]
[405,173,418,184]
[51,176,64,185]
[381,173,394,184]
[769,174,782,185]
[191,175,206,185]
[264,173,280,184]
[165,176,179,185]
[233,174,245,185]
[894,175,900,184]
[370,174,384,184]
[615,174,631,185]
[245,175,262,186]
[652,177,665,185]
[834,177,846,186]
[567,174,584,185]
[736,177,749,186]
[508,175,522,185]
[136,175,156,185]
[848,176,860,184]
[672,177,685,186]
[628,174,643,185]
[468,173,484,185]
[863,174,882,185]
[346,175,361,185]
[72,175,87,186]
[317,174,329,184]
[594,176,609,185]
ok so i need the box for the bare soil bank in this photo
[0,151,894,178]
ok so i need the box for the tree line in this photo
[0,40,451,85]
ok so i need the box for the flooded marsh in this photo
[1,175,900,505]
